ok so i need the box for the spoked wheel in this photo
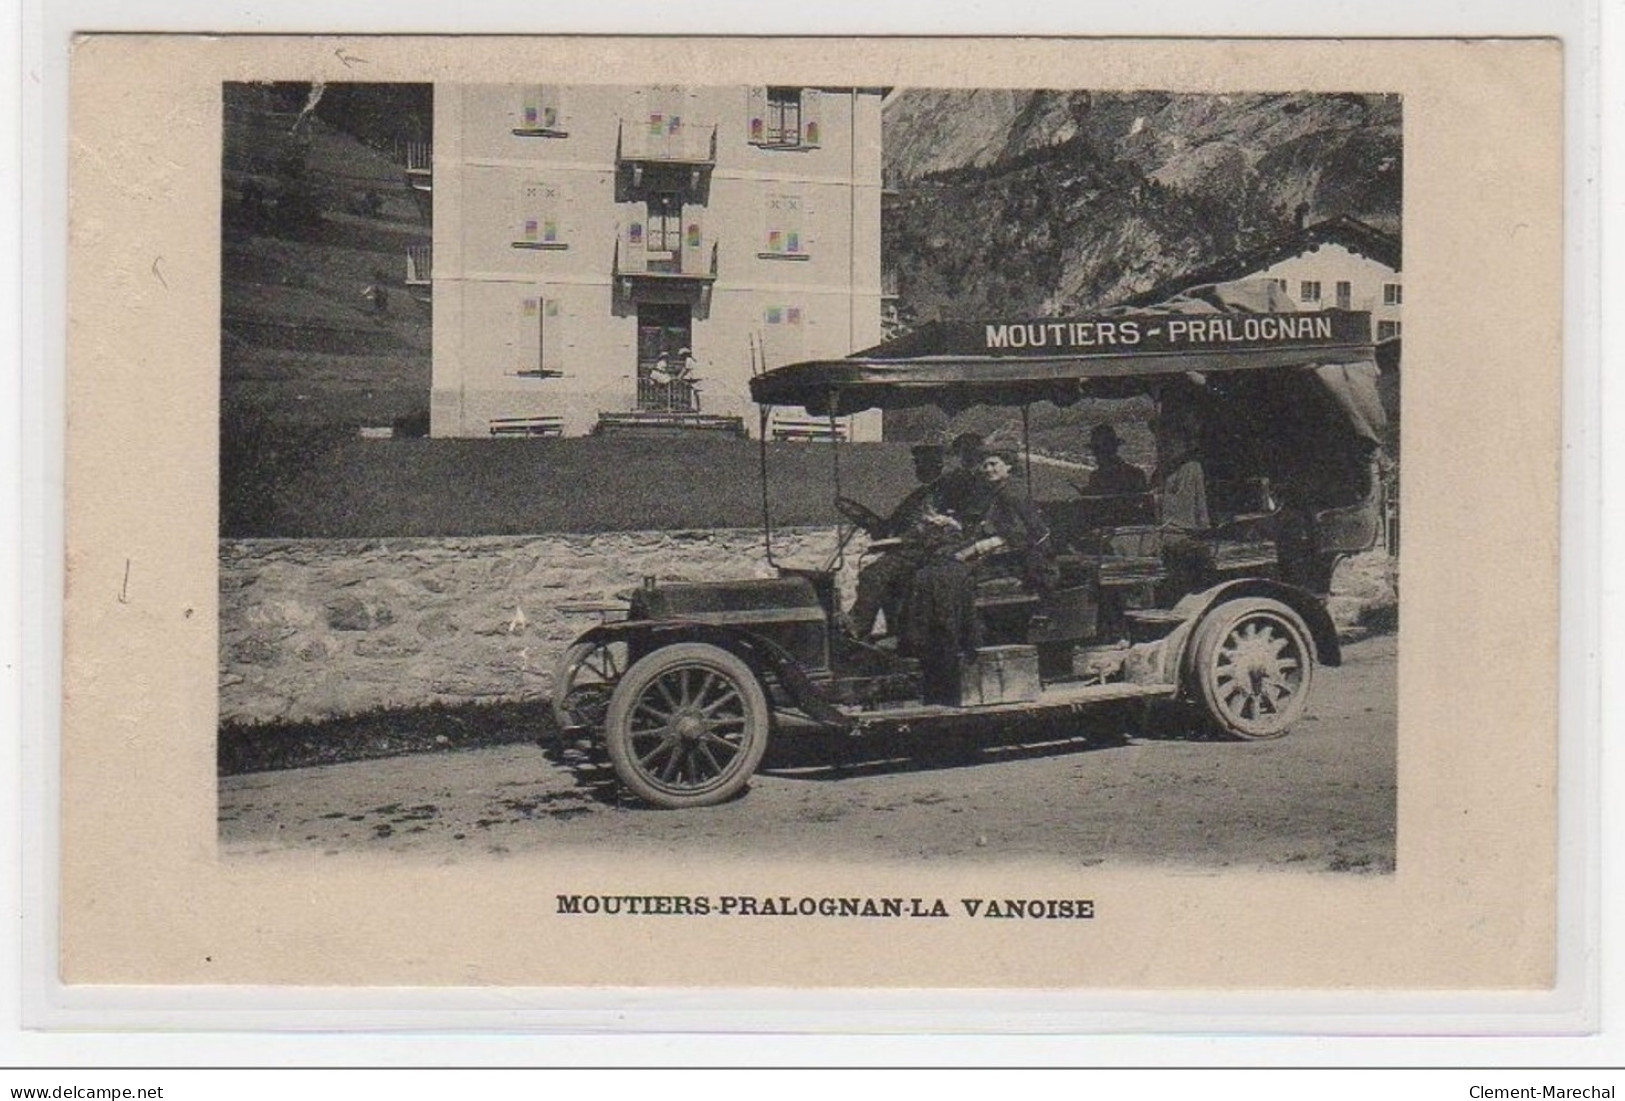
[1191,598,1315,740]
[551,639,630,741]
[603,643,770,808]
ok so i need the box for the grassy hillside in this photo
[220,435,1088,539]
[222,84,431,433]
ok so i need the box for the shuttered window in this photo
[513,180,567,250]
[513,86,569,136]
[760,192,809,259]
[748,87,822,148]
[512,296,565,378]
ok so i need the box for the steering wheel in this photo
[834,495,888,535]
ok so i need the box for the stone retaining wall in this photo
[219,528,863,724]
[220,530,1396,725]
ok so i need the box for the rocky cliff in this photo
[882,90,1401,319]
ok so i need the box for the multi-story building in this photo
[1125,214,1402,341]
[429,85,887,439]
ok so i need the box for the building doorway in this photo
[636,303,696,412]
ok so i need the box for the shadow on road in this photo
[758,699,1190,781]
[533,699,1224,805]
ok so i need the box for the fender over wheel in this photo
[1190,597,1316,740]
[551,639,631,739]
[604,642,771,808]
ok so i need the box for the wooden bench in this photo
[593,411,748,437]
[489,416,564,437]
[771,418,845,442]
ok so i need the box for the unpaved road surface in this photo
[221,635,1395,871]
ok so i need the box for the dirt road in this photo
[220,635,1396,872]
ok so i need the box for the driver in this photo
[844,443,948,640]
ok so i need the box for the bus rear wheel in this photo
[1191,598,1315,740]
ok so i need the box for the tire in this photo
[1190,597,1315,740]
[603,643,771,808]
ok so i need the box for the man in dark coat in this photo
[906,450,1052,704]
[1082,424,1149,496]
[846,444,947,640]
[933,431,992,521]
[955,450,1053,588]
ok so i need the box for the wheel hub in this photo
[1231,631,1287,685]
[672,709,707,741]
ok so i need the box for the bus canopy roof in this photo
[750,281,1380,429]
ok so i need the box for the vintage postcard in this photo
[60,36,1562,997]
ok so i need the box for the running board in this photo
[842,680,1177,736]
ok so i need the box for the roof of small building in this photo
[1121,214,1402,308]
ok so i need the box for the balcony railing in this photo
[399,140,432,191]
[405,244,431,286]
[613,236,719,282]
[636,374,701,414]
[616,119,719,166]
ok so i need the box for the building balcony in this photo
[613,235,718,316]
[405,244,431,286]
[614,236,718,282]
[399,140,432,192]
[615,120,718,194]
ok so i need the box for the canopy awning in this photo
[750,281,1376,417]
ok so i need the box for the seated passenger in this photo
[905,451,1053,704]
[1153,414,1214,597]
[1078,423,1153,528]
[1081,424,1149,497]
[954,449,1054,591]
[846,444,947,639]
[934,431,993,522]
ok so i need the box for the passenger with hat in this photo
[953,449,1053,585]
[933,431,992,521]
[844,442,951,641]
[1081,423,1150,497]
[905,447,1053,704]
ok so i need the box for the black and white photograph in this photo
[55,33,1566,998]
[216,81,1402,871]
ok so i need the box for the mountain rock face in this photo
[882,90,1400,321]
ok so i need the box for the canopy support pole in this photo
[759,405,778,568]
[1021,403,1034,500]
[828,394,844,570]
